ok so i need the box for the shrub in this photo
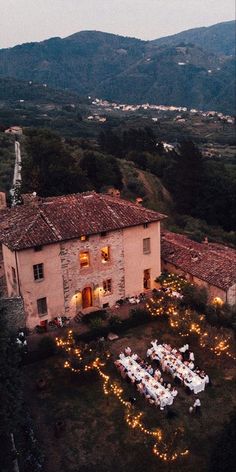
[82,310,107,324]
[90,317,103,330]
[108,315,122,329]
[181,284,208,312]
[130,307,150,322]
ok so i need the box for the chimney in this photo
[203,237,208,244]
[136,197,143,205]
[21,192,41,206]
[107,188,121,198]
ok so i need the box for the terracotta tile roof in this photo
[0,192,166,250]
[161,231,236,291]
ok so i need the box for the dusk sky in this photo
[0,0,235,48]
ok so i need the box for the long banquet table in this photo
[117,354,174,408]
[147,342,208,394]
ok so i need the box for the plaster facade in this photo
[2,221,162,328]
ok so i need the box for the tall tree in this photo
[22,128,89,197]
[164,141,204,216]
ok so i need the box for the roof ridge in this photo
[39,209,63,240]
[13,211,43,248]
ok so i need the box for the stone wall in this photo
[60,230,125,317]
[227,283,236,306]
[0,296,25,332]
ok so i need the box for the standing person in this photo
[189,351,195,362]
[193,398,201,415]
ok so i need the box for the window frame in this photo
[37,297,48,316]
[33,263,44,281]
[143,237,151,254]
[34,245,42,252]
[101,246,110,264]
[103,278,112,295]
[80,235,89,242]
[79,251,90,268]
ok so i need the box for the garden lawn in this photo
[23,319,236,472]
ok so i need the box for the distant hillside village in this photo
[91,98,235,124]
[0,190,235,331]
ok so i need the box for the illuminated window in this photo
[103,279,112,295]
[80,235,88,241]
[143,238,151,254]
[101,246,110,263]
[80,251,90,268]
[143,269,151,289]
[33,263,44,280]
[37,297,47,316]
[12,267,16,285]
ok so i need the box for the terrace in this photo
[22,289,236,472]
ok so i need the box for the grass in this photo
[22,319,236,472]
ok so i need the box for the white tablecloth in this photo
[118,355,174,408]
[147,344,208,394]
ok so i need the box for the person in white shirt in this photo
[154,369,161,380]
[172,387,178,397]
[193,398,201,414]
[179,344,189,353]
[147,348,153,357]
[188,361,195,370]
[189,352,195,361]
[125,347,131,356]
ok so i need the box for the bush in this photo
[108,315,122,329]
[130,307,150,322]
[181,284,208,312]
[74,326,110,343]
[205,303,236,332]
[90,317,103,330]
[82,310,108,324]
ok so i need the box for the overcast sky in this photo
[0,0,235,48]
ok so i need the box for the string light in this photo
[148,274,236,361]
[56,331,190,463]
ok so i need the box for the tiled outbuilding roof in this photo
[0,192,166,250]
[161,231,236,291]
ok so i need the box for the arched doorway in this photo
[82,287,92,309]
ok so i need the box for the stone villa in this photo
[0,192,165,329]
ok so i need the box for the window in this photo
[143,269,151,290]
[34,245,42,252]
[37,297,47,316]
[12,267,17,285]
[80,235,88,242]
[33,263,44,280]
[103,279,112,295]
[143,238,151,254]
[80,251,90,268]
[101,231,107,237]
[101,246,110,263]
[143,223,149,229]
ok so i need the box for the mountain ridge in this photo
[0,21,235,113]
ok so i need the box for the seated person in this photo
[188,361,195,370]
[125,346,132,356]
